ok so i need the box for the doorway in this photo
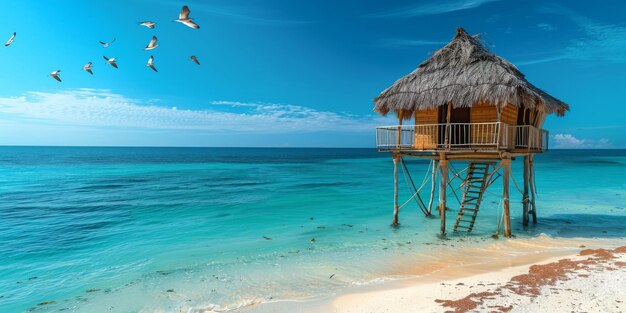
[439,104,471,147]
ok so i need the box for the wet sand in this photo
[244,237,626,313]
[316,245,626,313]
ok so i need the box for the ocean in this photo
[1,147,625,312]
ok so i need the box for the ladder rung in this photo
[455,225,471,229]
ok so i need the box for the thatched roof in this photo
[374,28,569,118]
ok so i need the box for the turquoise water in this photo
[1,147,625,312]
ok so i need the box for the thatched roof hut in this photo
[373,28,569,119]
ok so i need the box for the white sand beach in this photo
[315,245,626,313]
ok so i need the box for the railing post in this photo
[496,123,500,150]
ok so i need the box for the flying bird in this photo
[138,21,156,29]
[190,55,200,65]
[99,38,116,47]
[103,55,118,68]
[147,55,157,72]
[50,70,62,82]
[83,62,93,75]
[175,6,200,29]
[144,36,158,50]
[5,32,16,46]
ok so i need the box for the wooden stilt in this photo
[396,112,403,149]
[392,154,400,226]
[427,160,438,215]
[502,158,512,237]
[438,156,448,236]
[522,155,530,226]
[529,155,538,224]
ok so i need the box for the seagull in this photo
[83,62,93,75]
[175,6,200,29]
[190,55,200,65]
[50,70,62,82]
[147,55,157,72]
[138,21,156,29]
[5,32,16,46]
[103,56,118,68]
[144,36,158,50]
[99,38,116,47]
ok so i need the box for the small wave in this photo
[351,275,409,286]
[186,297,267,313]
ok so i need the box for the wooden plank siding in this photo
[470,102,497,147]
[415,108,439,124]
[501,105,518,125]
[501,105,518,148]
[414,109,439,149]
[470,101,498,123]
[409,104,522,150]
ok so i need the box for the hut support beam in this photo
[529,155,538,224]
[427,160,438,215]
[522,155,530,226]
[392,153,400,226]
[502,158,512,237]
[396,112,403,148]
[438,156,448,236]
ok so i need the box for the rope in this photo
[485,164,502,188]
[532,161,539,200]
[447,171,462,206]
[427,161,440,214]
[448,163,468,184]
[416,160,434,193]
[493,197,504,238]
[398,157,429,216]
[508,170,524,196]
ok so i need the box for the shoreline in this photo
[244,237,626,313]
[320,244,626,313]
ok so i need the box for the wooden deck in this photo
[376,122,548,157]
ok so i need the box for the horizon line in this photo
[0,145,624,150]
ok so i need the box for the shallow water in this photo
[0,147,625,312]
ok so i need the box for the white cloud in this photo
[367,0,502,18]
[553,133,612,149]
[520,4,626,65]
[0,89,383,134]
[537,23,556,31]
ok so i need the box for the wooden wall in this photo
[470,101,497,123]
[415,108,439,124]
[408,104,528,149]
[501,105,518,125]
[413,104,520,125]
[414,109,439,149]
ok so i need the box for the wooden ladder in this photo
[453,162,492,232]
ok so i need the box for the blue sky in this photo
[0,0,624,148]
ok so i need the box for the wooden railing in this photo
[376,122,548,152]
